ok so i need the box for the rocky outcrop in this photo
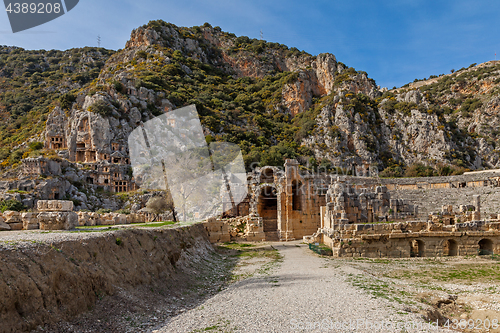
[312,53,337,95]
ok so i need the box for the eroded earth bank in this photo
[0,224,233,333]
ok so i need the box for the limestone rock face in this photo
[282,70,320,116]
[312,53,337,95]
[37,200,74,212]
[126,26,163,48]
[38,212,78,230]
[66,109,112,161]
[44,107,68,148]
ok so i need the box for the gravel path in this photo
[0,229,113,245]
[156,241,451,333]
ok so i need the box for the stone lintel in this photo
[37,200,74,212]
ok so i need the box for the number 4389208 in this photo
[5,2,62,14]
[443,318,499,330]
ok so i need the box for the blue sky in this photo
[1,0,499,88]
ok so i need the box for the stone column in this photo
[473,195,481,213]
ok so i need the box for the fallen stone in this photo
[3,211,22,223]
[22,212,39,230]
[9,222,23,231]
[0,218,11,231]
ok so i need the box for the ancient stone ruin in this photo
[301,193,500,258]
[2,211,23,231]
[37,200,78,230]
[322,182,417,229]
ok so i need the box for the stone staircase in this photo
[390,187,500,218]
[263,218,279,241]
[265,231,280,241]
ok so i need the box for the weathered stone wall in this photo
[201,218,230,243]
[390,187,500,217]
[310,220,500,258]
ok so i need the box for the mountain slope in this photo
[2,21,500,177]
[0,46,114,163]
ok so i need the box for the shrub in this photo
[70,198,81,207]
[28,142,44,150]
[59,93,76,109]
[96,208,112,214]
[379,166,404,178]
[136,50,148,59]
[404,163,436,177]
[113,81,125,93]
[0,199,26,212]
[458,98,482,117]
[9,150,24,164]
[89,100,113,117]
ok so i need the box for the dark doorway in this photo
[478,239,493,255]
[411,240,425,257]
[444,239,458,256]
[292,180,301,211]
[258,186,277,232]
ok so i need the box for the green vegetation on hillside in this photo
[2,21,500,176]
[0,46,114,164]
[105,36,324,169]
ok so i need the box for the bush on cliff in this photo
[0,199,26,213]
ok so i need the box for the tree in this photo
[165,147,216,222]
[59,93,76,110]
[146,195,177,222]
[28,142,43,150]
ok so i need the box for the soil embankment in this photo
[0,224,214,333]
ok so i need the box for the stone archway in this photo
[478,239,493,255]
[260,167,275,184]
[443,239,458,256]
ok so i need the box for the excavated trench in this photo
[0,224,219,333]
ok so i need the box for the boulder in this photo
[3,211,22,223]
[0,217,11,231]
